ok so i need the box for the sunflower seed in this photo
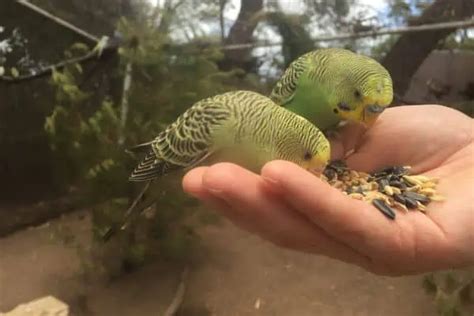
[323,168,337,181]
[377,179,389,191]
[393,193,406,205]
[404,196,418,209]
[372,199,396,220]
[323,161,442,217]
[403,191,431,204]
[389,180,407,190]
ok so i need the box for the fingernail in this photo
[261,176,280,190]
[205,187,224,196]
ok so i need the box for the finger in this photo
[261,160,416,267]
[337,121,367,155]
[183,166,259,232]
[327,122,367,161]
[197,163,373,267]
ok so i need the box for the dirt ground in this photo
[0,209,437,316]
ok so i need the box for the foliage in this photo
[265,12,315,67]
[387,0,433,24]
[423,270,474,316]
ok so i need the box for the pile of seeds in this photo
[322,160,445,219]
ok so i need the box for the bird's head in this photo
[296,121,331,175]
[328,52,393,127]
[300,149,330,175]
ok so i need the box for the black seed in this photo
[323,168,336,180]
[371,171,387,179]
[393,194,406,205]
[396,166,409,175]
[389,180,407,190]
[329,160,348,170]
[377,179,389,192]
[372,199,396,220]
[372,166,391,175]
[376,165,407,175]
[404,196,418,209]
[387,173,402,182]
[403,191,431,204]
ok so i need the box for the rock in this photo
[0,296,69,316]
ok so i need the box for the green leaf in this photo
[10,67,19,78]
[74,63,83,74]
[70,42,90,52]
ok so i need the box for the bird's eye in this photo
[354,90,362,98]
[304,151,312,161]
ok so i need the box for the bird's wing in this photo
[269,52,313,106]
[129,99,230,181]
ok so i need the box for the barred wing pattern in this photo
[269,52,313,105]
[129,96,231,181]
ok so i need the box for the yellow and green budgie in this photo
[103,90,330,240]
[270,48,393,131]
[129,90,330,181]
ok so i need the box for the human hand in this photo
[182,105,474,275]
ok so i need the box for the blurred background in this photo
[0,0,473,315]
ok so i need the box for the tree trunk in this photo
[382,0,474,99]
[220,0,263,72]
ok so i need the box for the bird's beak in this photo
[304,156,328,176]
[362,104,385,127]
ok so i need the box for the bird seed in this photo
[322,160,444,220]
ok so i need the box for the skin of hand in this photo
[182,105,474,276]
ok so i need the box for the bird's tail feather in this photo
[101,180,154,242]
[125,140,154,154]
[129,149,181,182]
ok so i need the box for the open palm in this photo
[183,105,474,275]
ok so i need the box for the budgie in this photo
[129,90,330,181]
[270,48,393,131]
[103,90,330,240]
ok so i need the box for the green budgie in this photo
[103,90,330,240]
[270,48,393,131]
[129,90,330,181]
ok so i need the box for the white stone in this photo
[0,296,69,316]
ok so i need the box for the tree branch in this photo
[219,0,227,42]
[220,18,474,50]
[382,0,474,96]
[16,0,99,43]
[220,0,264,71]
[164,267,189,316]
[118,62,133,145]
[0,45,118,84]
